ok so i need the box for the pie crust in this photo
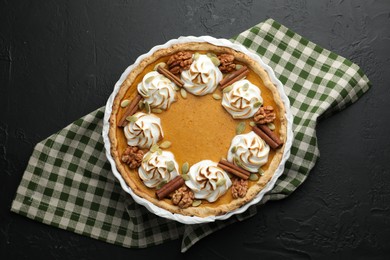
[108,41,287,218]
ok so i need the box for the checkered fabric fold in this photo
[11,19,370,252]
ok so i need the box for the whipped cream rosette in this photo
[181,54,223,96]
[222,79,263,119]
[227,131,270,172]
[137,71,177,110]
[139,151,179,188]
[124,112,163,149]
[185,160,232,202]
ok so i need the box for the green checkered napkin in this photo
[11,19,370,252]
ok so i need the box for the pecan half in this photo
[254,105,276,124]
[171,186,194,208]
[231,178,248,199]
[121,146,145,169]
[167,51,193,75]
[218,53,236,73]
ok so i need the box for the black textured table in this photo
[2,1,390,259]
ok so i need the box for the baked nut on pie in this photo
[108,40,288,218]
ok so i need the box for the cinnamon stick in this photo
[252,126,281,149]
[217,160,250,180]
[257,124,283,146]
[219,66,249,89]
[155,176,184,200]
[219,66,248,86]
[117,94,142,127]
[157,66,184,87]
[219,159,250,176]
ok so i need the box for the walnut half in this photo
[167,51,193,75]
[171,186,194,208]
[121,146,145,169]
[254,105,276,125]
[231,178,248,199]
[218,53,236,73]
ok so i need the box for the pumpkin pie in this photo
[108,40,288,218]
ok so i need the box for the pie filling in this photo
[109,43,287,217]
